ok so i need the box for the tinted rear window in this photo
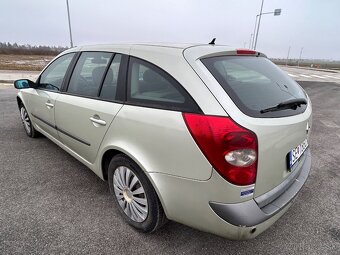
[202,56,307,118]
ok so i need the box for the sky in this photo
[1,0,339,60]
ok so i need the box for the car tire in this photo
[108,154,167,233]
[19,103,39,138]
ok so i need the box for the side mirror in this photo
[14,79,36,89]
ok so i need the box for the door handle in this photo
[89,115,106,126]
[45,102,54,108]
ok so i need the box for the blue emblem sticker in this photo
[240,187,255,197]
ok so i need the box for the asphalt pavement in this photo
[0,81,339,254]
[280,66,340,84]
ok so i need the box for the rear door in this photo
[109,55,211,180]
[54,52,124,163]
[186,51,312,196]
[29,53,75,139]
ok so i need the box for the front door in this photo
[30,53,75,139]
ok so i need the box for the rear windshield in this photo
[202,56,307,118]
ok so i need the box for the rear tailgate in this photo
[244,113,311,196]
[183,45,312,197]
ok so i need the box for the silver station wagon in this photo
[14,43,312,240]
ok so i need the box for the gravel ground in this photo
[0,82,339,255]
[0,54,53,72]
[0,70,39,84]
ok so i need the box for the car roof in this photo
[71,42,209,50]
[66,42,234,53]
[62,43,265,61]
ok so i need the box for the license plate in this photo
[288,139,308,169]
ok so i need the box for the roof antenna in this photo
[209,38,216,45]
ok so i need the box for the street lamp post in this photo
[286,46,291,66]
[252,0,281,50]
[66,0,74,47]
[254,0,264,50]
[298,47,304,67]
[251,15,259,49]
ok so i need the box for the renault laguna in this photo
[14,43,312,240]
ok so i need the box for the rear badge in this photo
[240,187,255,198]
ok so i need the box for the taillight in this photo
[182,113,258,186]
[236,49,256,55]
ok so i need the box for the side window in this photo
[39,53,75,91]
[128,57,199,112]
[67,52,112,97]
[99,54,121,100]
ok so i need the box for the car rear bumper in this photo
[209,148,311,227]
[149,149,311,240]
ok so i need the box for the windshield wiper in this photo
[260,98,307,113]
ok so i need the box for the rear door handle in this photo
[89,115,106,126]
[45,102,54,109]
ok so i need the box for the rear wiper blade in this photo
[260,98,307,113]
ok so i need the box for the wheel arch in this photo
[16,95,24,109]
[16,92,30,112]
[100,146,169,217]
[101,148,122,181]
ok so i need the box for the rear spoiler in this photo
[199,49,267,60]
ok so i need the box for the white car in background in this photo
[14,43,312,239]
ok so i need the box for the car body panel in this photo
[148,169,294,240]
[54,94,123,164]
[98,104,213,180]
[183,46,312,197]
[21,89,60,139]
[80,44,131,55]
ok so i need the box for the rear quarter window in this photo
[202,56,307,118]
[127,57,201,113]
